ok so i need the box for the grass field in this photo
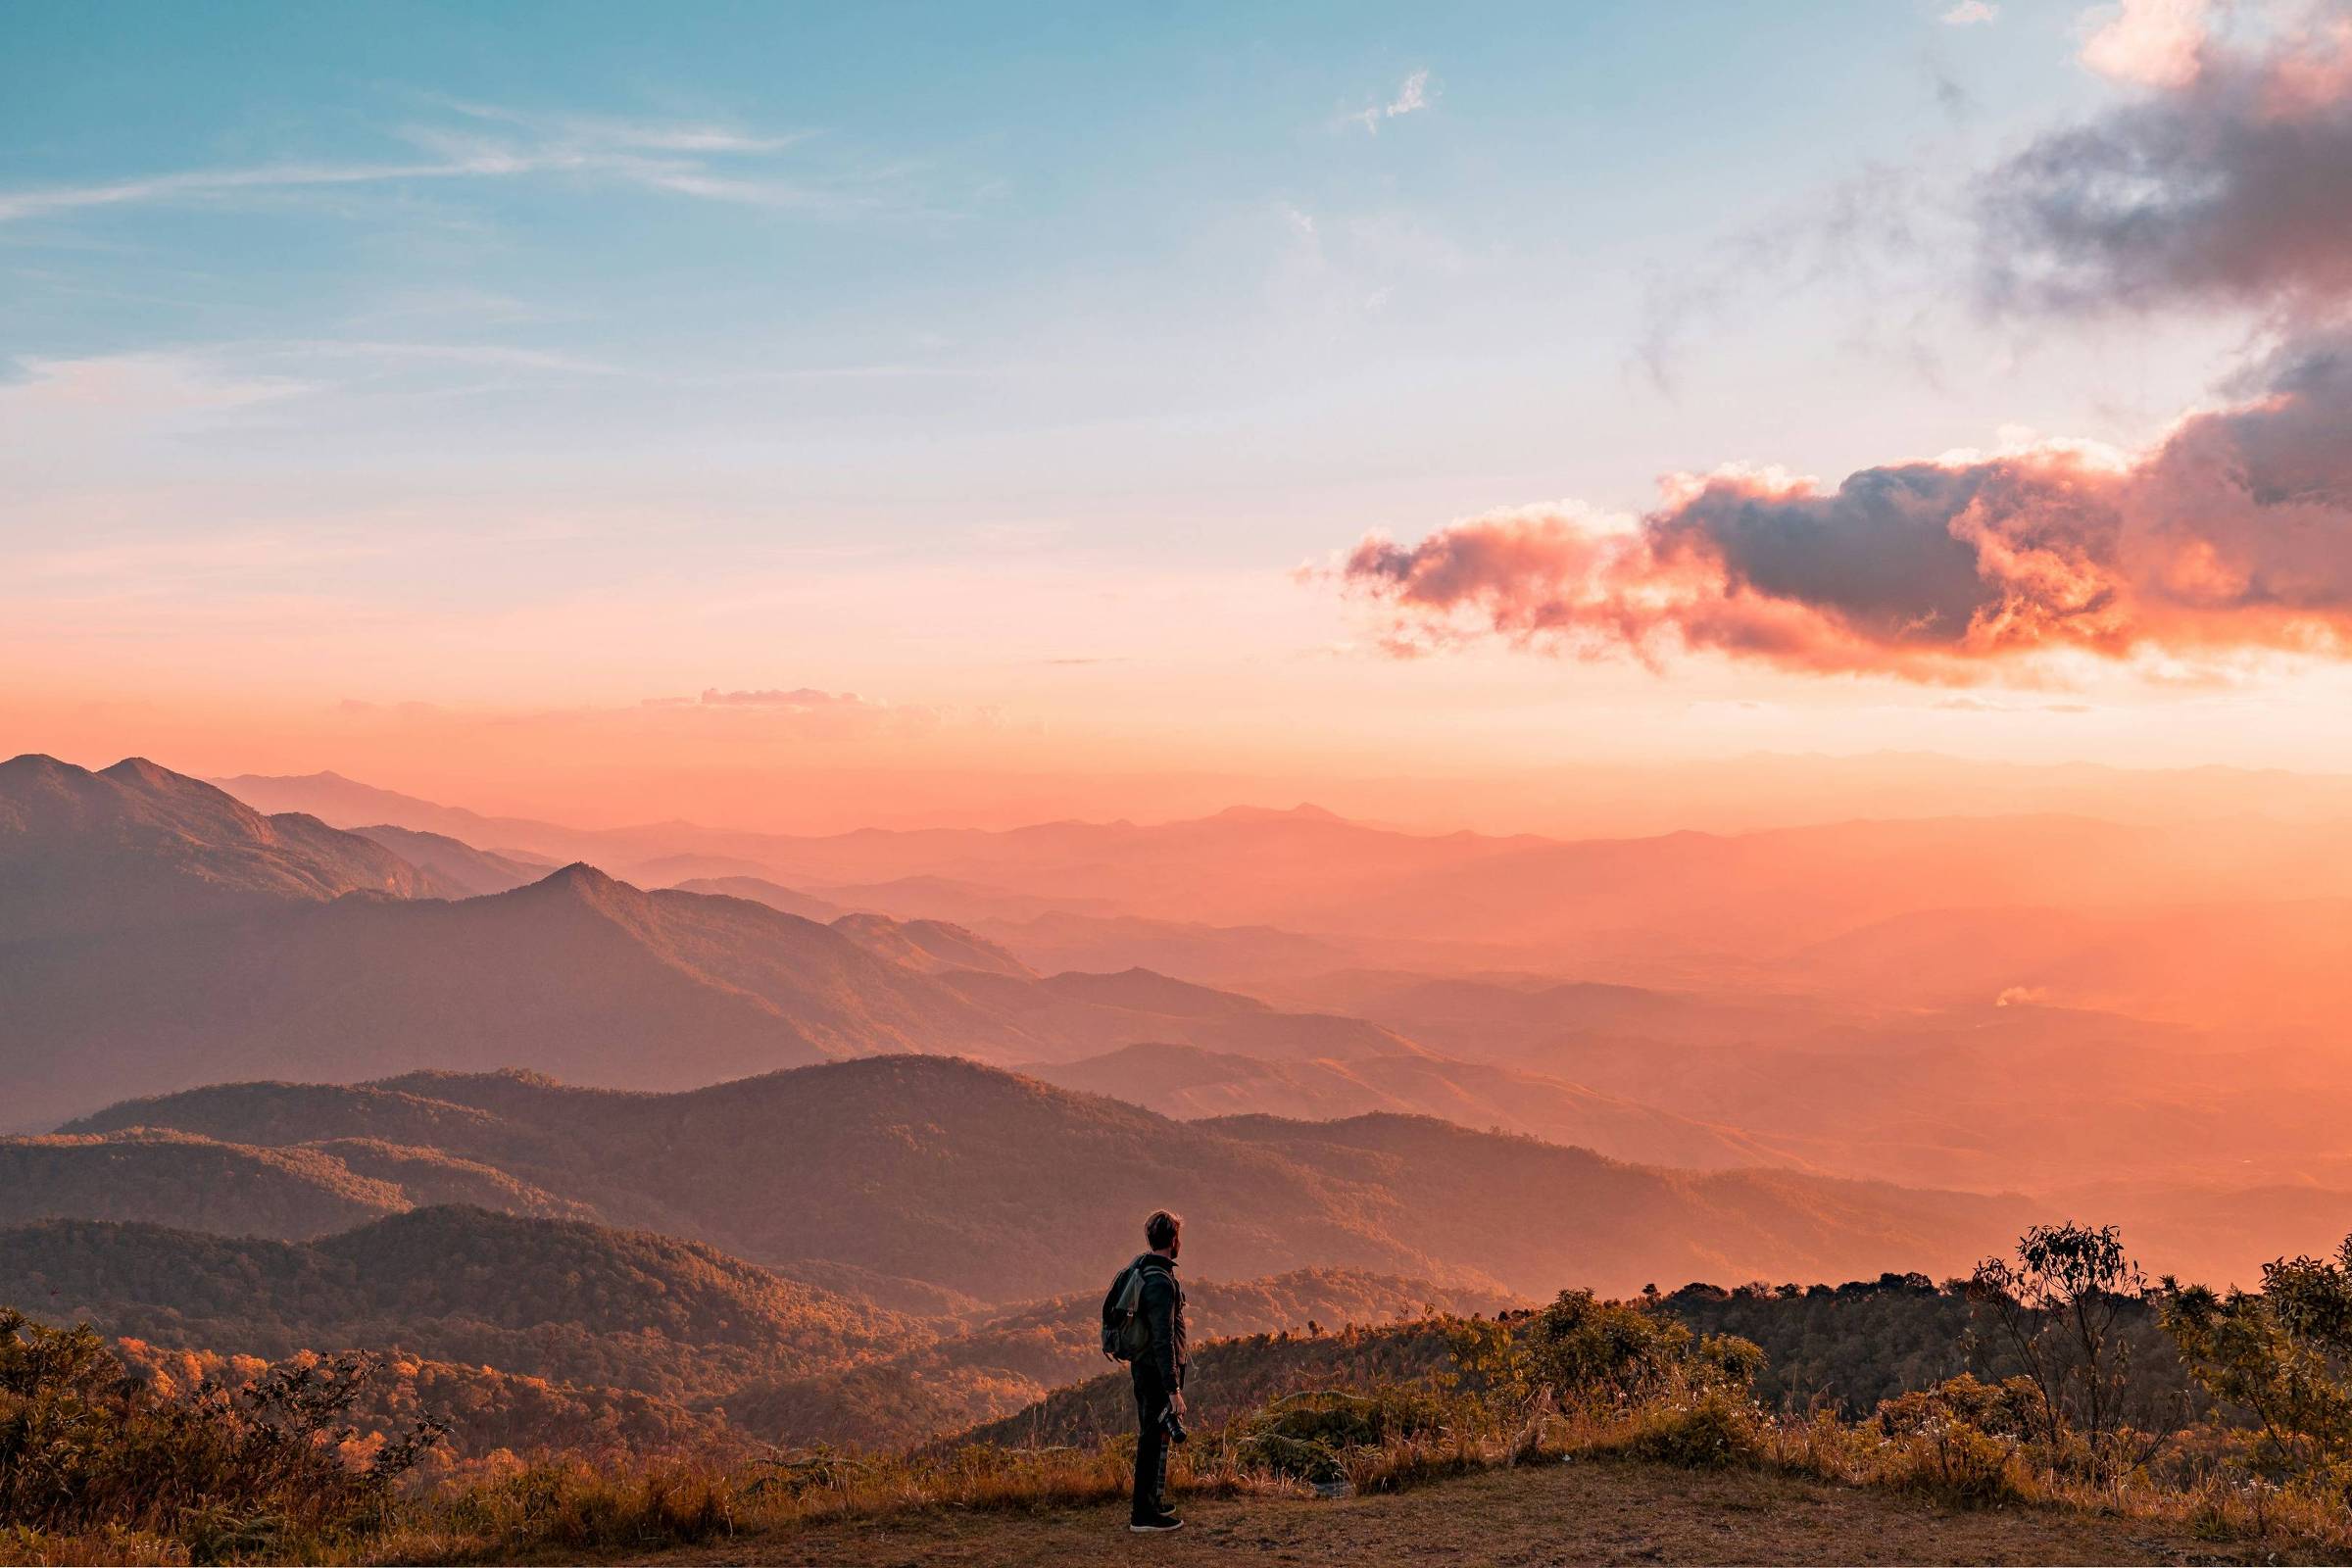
[625,1455,2315,1568]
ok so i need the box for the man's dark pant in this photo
[1130,1362,1173,1522]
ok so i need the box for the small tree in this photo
[1967,1223,2177,1472]
[2163,1235,2352,1485]
[1454,1289,1761,1411]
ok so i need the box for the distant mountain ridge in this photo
[210,763,2352,1022]
[1024,1043,1800,1172]
[2,1205,910,1400]
[7,1202,1517,1449]
[347,823,550,897]
[2,757,1455,1127]
[0,755,455,942]
[54,1055,2029,1301]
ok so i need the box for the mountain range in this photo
[211,761,2352,1030]
[45,1056,2028,1301]
[14,753,2352,1273]
[1,757,1420,1128]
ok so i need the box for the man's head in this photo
[1145,1209,1182,1258]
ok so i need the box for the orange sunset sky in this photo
[9,0,2352,833]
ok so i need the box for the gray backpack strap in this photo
[1115,1265,1145,1318]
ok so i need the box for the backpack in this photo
[1101,1259,1155,1361]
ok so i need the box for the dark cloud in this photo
[1978,11,2352,318]
[1340,327,2352,680]
[1337,10,2352,684]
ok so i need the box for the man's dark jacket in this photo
[1131,1251,1187,1387]
[1126,1250,1188,1524]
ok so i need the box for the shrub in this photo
[1968,1223,2183,1474]
[1876,1374,2047,1443]
[1456,1290,1763,1412]
[1889,1418,2023,1506]
[1621,1387,1764,1470]
[0,1309,443,1560]
[2162,1238,2352,1487]
[1232,1387,1452,1485]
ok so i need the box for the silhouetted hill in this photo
[718,1268,1519,1446]
[0,1130,408,1237]
[1,862,877,1126]
[937,968,1421,1063]
[964,1316,1468,1446]
[6,760,1454,1125]
[830,911,1036,977]
[58,1057,2028,1302]
[348,824,548,897]
[670,874,851,922]
[973,910,1356,984]
[298,1138,599,1220]
[1241,971,1846,1064]
[207,769,592,861]
[63,1079,544,1157]
[1201,1110,2027,1298]
[4,1126,604,1238]
[1025,1044,1799,1170]
[209,768,2352,997]
[0,754,449,942]
[5,1206,912,1398]
[209,769,1553,926]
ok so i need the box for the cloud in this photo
[1942,2,2000,24]
[2079,0,2216,86]
[1396,0,2352,687]
[265,340,617,375]
[0,353,311,446]
[690,686,879,710]
[626,686,941,740]
[0,103,891,225]
[1335,325,2352,681]
[1980,7,2352,317]
[1344,69,1434,133]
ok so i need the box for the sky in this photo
[6,0,2352,830]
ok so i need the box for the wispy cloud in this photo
[1342,69,1434,134]
[258,340,619,375]
[0,352,310,433]
[1941,2,2000,25]
[0,101,904,225]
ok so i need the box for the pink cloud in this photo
[1340,330,2352,682]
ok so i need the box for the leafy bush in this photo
[1621,1386,1764,1470]
[1872,1380,2029,1507]
[1876,1373,2047,1443]
[1456,1290,1762,1412]
[0,1308,443,1561]
[1233,1388,1452,1484]
[2163,1235,2352,1487]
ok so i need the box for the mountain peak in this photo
[0,753,82,788]
[99,757,190,790]
[535,860,622,893]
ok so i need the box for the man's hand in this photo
[1169,1390,1187,1417]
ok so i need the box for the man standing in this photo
[1126,1208,1188,1533]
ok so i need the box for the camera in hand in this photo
[1161,1405,1189,1445]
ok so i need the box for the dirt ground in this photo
[634,1458,2315,1567]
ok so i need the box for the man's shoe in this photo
[1129,1514,1184,1533]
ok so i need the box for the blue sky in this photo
[7,0,2341,823]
